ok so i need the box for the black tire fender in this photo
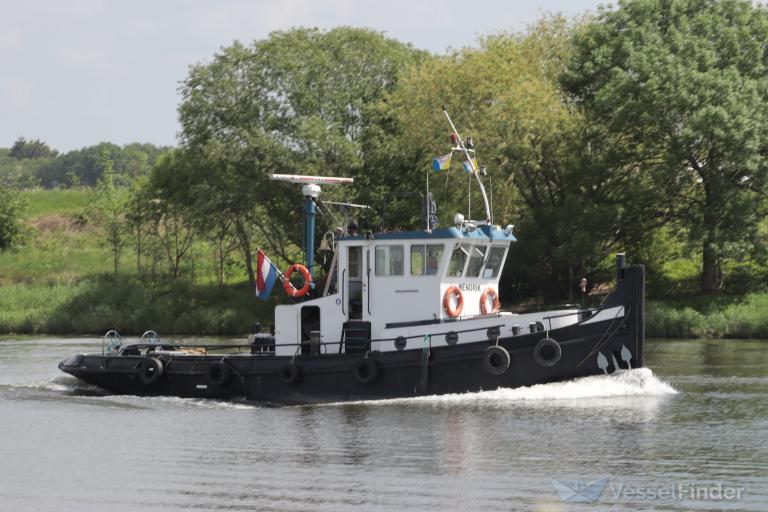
[533,337,562,367]
[280,364,301,384]
[353,358,379,385]
[138,357,164,385]
[482,345,510,376]
[205,361,231,387]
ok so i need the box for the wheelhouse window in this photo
[375,245,404,276]
[465,245,487,278]
[447,244,469,277]
[482,246,506,278]
[348,246,362,278]
[411,244,444,276]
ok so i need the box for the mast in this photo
[442,108,492,224]
[270,174,353,277]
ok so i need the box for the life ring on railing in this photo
[283,264,312,298]
[443,285,464,318]
[479,287,500,315]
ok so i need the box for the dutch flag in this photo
[255,249,278,301]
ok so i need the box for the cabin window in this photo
[465,245,487,278]
[411,244,444,276]
[348,246,362,278]
[375,245,404,276]
[447,244,470,277]
[482,246,506,278]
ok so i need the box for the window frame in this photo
[464,244,488,278]
[410,243,445,277]
[374,244,405,277]
[446,243,471,277]
[480,245,507,279]
[347,246,362,279]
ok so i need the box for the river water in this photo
[0,337,766,511]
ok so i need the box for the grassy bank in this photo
[0,275,274,335]
[647,294,768,339]
[1,189,274,335]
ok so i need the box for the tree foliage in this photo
[88,152,126,275]
[385,17,624,299]
[36,142,166,188]
[10,137,58,160]
[562,0,768,293]
[176,27,426,281]
[0,187,26,250]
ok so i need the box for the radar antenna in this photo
[269,174,354,278]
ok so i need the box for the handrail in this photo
[541,309,595,322]
[117,323,506,354]
[366,254,371,316]
[341,268,346,315]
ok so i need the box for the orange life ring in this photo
[283,264,312,297]
[480,287,500,315]
[443,285,464,318]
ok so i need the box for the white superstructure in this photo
[273,224,579,356]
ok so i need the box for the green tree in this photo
[386,17,621,299]
[177,27,425,282]
[0,186,26,250]
[37,142,166,188]
[142,151,198,278]
[89,152,126,275]
[562,0,768,294]
[10,137,57,160]
[0,148,43,187]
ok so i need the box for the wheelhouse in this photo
[273,225,516,356]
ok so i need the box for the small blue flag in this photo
[432,153,452,172]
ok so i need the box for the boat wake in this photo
[334,368,677,407]
[475,367,676,402]
[1,376,258,410]
[123,395,258,410]
[1,375,106,395]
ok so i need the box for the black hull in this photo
[59,266,645,405]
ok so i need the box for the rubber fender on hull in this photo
[280,364,301,384]
[205,361,231,387]
[482,345,511,376]
[353,358,379,385]
[138,358,164,385]
[533,337,562,367]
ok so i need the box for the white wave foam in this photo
[333,368,676,407]
[1,375,102,393]
[2,377,257,409]
[478,367,677,402]
[114,395,258,410]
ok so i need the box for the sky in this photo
[0,0,604,152]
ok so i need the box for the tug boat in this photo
[59,111,645,405]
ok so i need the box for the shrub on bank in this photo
[0,275,272,335]
[648,293,768,339]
